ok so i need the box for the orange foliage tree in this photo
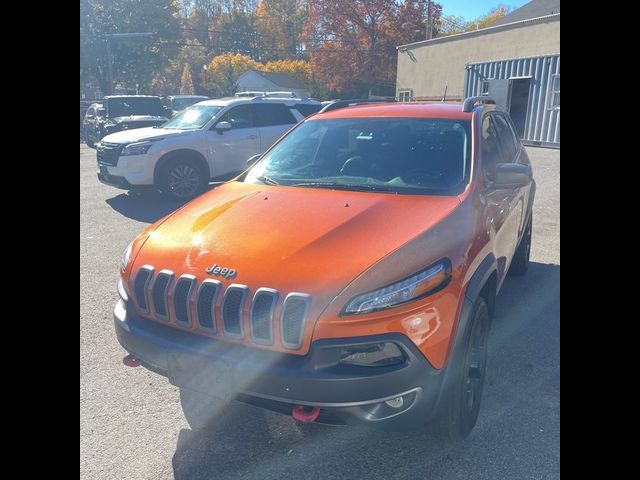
[206,53,264,96]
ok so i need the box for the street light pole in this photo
[203,64,208,95]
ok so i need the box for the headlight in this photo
[120,241,133,271]
[339,342,405,367]
[344,259,452,315]
[120,141,154,156]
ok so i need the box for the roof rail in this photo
[235,91,301,99]
[462,96,496,112]
[319,98,396,113]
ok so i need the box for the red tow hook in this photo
[292,404,321,423]
[123,354,141,367]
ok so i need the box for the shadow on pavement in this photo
[105,192,182,223]
[171,262,560,480]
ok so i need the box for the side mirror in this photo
[246,154,261,167]
[215,121,233,133]
[487,163,532,189]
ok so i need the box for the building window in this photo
[548,74,560,110]
[481,80,490,96]
[398,90,412,102]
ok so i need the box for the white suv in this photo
[96,95,322,200]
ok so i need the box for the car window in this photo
[492,113,518,163]
[218,105,254,129]
[481,115,501,177]
[293,103,322,117]
[253,104,297,127]
[87,107,95,117]
[245,117,471,195]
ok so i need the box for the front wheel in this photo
[159,157,207,201]
[434,297,490,441]
[86,139,95,148]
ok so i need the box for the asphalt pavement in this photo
[80,144,560,480]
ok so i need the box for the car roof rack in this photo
[319,98,396,113]
[462,96,496,112]
[236,91,303,99]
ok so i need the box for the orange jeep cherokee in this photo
[114,97,535,440]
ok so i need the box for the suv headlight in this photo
[343,259,452,315]
[120,241,133,271]
[121,141,155,156]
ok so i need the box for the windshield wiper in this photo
[289,182,394,192]
[256,175,280,185]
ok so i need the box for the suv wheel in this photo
[435,297,490,441]
[509,214,532,276]
[160,157,207,201]
[180,388,230,431]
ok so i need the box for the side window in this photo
[253,104,297,127]
[217,105,254,129]
[481,115,501,178]
[87,107,95,117]
[492,114,518,162]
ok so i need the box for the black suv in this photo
[83,95,170,148]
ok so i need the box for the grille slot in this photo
[196,279,221,333]
[222,285,248,338]
[133,265,154,313]
[96,142,122,166]
[281,293,311,350]
[173,275,196,326]
[250,289,278,345]
[151,270,174,320]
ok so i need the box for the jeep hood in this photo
[134,182,461,308]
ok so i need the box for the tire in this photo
[434,297,490,441]
[179,388,231,431]
[159,157,207,201]
[509,214,532,276]
[86,139,95,148]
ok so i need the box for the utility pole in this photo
[426,0,433,40]
[104,32,154,95]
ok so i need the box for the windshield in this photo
[162,105,223,130]
[106,97,165,117]
[245,118,472,194]
[172,97,207,111]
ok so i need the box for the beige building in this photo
[395,0,560,146]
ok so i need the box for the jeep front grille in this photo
[130,267,311,351]
[250,289,278,344]
[222,285,248,337]
[196,279,221,332]
[133,265,154,313]
[281,294,311,350]
[173,275,196,326]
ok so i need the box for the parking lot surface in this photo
[80,144,559,480]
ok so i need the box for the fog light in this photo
[385,396,404,409]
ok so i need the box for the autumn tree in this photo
[301,0,442,97]
[80,0,180,95]
[439,5,510,36]
[263,59,310,83]
[206,53,263,96]
[255,0,307,60]
[181,64,195,94]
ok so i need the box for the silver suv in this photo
[96,95,322,200]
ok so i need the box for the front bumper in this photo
[114,300,455,429]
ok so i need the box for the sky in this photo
[441,0,530,20]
